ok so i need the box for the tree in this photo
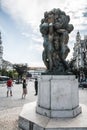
[0,69,8,76]
[13,64,28,83]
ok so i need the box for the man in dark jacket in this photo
[34,78,38,96]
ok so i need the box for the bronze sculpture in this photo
[40,8,74,74]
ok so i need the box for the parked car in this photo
[79,80,87,89]
[15,79,22,84]
[0,76,10,84]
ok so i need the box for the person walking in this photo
[22,78,27,99]
[34,78,38,96]
[6,78,13,97]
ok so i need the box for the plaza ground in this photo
[0,80,37,130]
[0,80,87,130]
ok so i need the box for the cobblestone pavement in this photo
[0,80,87,130]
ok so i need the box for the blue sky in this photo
[0,0,87,67]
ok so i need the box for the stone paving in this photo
[0,80,37,130]
[0,80,87,130]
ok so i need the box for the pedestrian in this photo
[34,78,38,96]
[6,78,13,97]
[22,78,27,99]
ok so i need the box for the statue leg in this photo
[48,52,53,71]
[42,51,49,69]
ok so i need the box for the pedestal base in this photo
[37,105,81,118]
[37,75,81,118]
[19,102,87,130]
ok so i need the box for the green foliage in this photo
[13,64,28,83]
[0,69,8,76]
[13,64,27,76]
[0,64,28,82]
[0,69,18,79]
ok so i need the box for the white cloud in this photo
[1,0,87,66]
[1,0,42,26]
[32,36,43,43]
[22,32,30,38]
[1,0,87,31]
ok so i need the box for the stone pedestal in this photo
[36,75,81,118]
[19,75,82,130]
[19,102,87,130]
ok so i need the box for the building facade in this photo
[0,32,13,71]
[73,31,87,69]
[0,32,3,69]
